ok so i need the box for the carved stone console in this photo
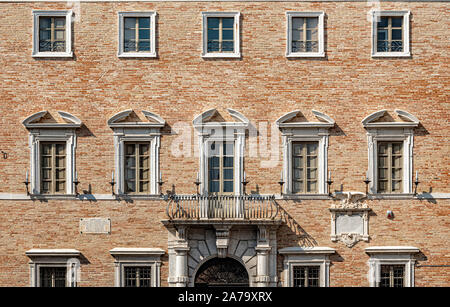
[329,192,371,248]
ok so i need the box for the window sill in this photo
[286,52,325,58]
[32,52,73,58]
[367,193,415,200]
[279,194,332,200]
[118,52,157,58]
[371,52,411,58]
[202,52,241,59]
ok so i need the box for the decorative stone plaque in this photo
[80,218,111,234]
[329,192,370,248]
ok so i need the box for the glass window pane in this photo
[293,157,303,168]
[140,169,149,180]
[124,17,136,29]
[126,157,136,168]
[140,181,149,192]
[139,29,150,40]
[209,180,219,192]
[138,41,150,51]
[221,41,234,52]
[293,144,303,155]
[307,156,317,168]
[378,17,388,28]
[222,17,234,28]
[223,169,233,180]
[209,169,220,180]
[207,17,220,29]
[55,30,65,40]
[126,144,136,155]
[307,143,318,155]
[54,18,65,28]
[126,168,135,180]
[391,17,403,28]
[293,168,303,180]
[223,157,233,167]
[40,30,51,40]
[392,29,402,40]
[207,29,219,40]
[39,17,51,29]
[292,30,303,42]
[223,181,233,193]
[126,181,136,192]
[53,41,65,52]
[124,29,136,40]
[209,157,219,168]
[377,30,387,41]
[138,17,150,28]
[222,29,233,40]
[292,17,304,30]
[293,181,303,193]
[306,17,318,29]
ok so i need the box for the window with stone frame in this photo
[32,11,72,57]
[202,12,240,58]
[208,141,234,195]
[292,142,318,194]
[40,142,66,194]
[377,142,403,193]
[380,265,405,287]
[124,266,152,287]
[292,265,320,287]
[40,267,67,287]
[124,142,151,194]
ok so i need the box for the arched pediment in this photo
[362,109,419,128]
[276,110,335,128]
[107,109,165,128]
[22,111,82,128]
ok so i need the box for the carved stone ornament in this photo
[329,192,371,248]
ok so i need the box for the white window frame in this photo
[118,12,157,58]
[107,110,165,196]
[110,248,165,287]
[202,12,241,58]
[193,108,249,195]
[279,247,335,287]
[22,111,82,196]
[26,249,81,287]
[371,10,411,58]
[277,110,335,196]
[286,12,325,58]
[362,109,419,196]
[32,10,73,58]
[366,246,419,287]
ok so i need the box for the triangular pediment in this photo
[276,110,335,128]
[362,109,419,128]
[22,111,82,128]
[108,110,165,128]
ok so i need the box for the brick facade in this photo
[0,1,448,287]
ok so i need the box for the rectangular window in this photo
[40,267,67,287]
[292,266,320,287]
[207,17,234,53]
[40,142,66,194]
[39,16,66,52]
[123,17,151,52]
[124,266,152,287]
[377,16,403,52]
[124,143,150,194]
[291,17,318,53]
[202,12,240,58]
[118,12,156,57]
[380,265,404,287]
[208,142,234,194]
[292,142,318,193]
[33,11,72,57]
[377,142,403,193]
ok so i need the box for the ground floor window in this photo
[292,265,320,287]
[380,265,405,287]
[124,266,152,287]
[40,267,67,287]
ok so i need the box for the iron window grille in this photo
[292,266,320,287]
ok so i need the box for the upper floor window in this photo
[118,12,156,57]
[40,142,66,194]
[124,142,151,194]
[361,109,419,196]
[380,265,405,287]
[202,12,240,58]
[377,142,403,193]
[286,12,325,58]
[276,110,335,196]
[33,11,73,57]
[208,141,234,195]
[371,11,410,57]
[292,142,318,194]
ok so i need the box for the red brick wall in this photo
[0,1,448,286]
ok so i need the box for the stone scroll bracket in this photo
[214,225,232,258]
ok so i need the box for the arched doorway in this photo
[194,257,249,287]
